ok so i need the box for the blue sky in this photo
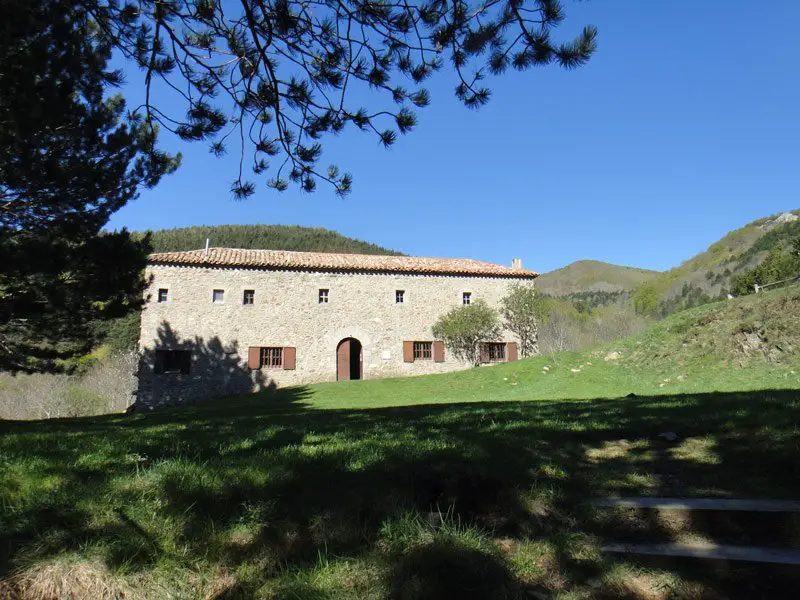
[106,0,800,273]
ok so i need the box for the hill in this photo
[633,209,800,314]
[535,260,659,296]
[137,224,403,255]
[537,210,800,316]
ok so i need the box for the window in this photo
[260,347,283,368]
[243,289,255,305]
[463,292,472,305]
[157,288,168,303]
[413,341,432,361]
[213,289,225,303]
[155,350,190,374]
[486,343,506,362]
[396,290,405,304]
[319,289,329,304]
[249,346,296,370]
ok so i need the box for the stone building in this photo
[136,248,538,407]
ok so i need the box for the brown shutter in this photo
[248,347,261,370]
[507,342,518,362]
[479,343,489,364]
[180,350,191,374]
[403,341,414,363]
[154,350,165,374]
[433,341,445,363]
[283,347,296,370]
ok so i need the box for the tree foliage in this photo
[142,224,403,254]
[731,240,800,297]
[432,299,500,366]
[0,0,178,371]
[499,283,539,357]
[81,0,596,195]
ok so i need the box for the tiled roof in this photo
[148,248,538,278]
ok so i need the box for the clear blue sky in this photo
[106,0,800,273]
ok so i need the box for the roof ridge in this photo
[147,247,539,278]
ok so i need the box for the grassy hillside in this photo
[3,288,800,599]
[633,210,800,314]
[137,224,403,255]
[536,260,659,296]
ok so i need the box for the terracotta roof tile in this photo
[148,248,538,278]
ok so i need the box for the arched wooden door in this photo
[336,338,362,381]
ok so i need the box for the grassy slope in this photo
[3,289,800,599]
[137,224,403,255]
[535,260,659,296]
[306,286,800,410]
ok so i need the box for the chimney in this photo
[204,238,210,256]
[511,258,522,270]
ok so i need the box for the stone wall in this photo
[137,265,530,407]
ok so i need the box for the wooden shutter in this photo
[507,342,518,362]
[479,343,490,364]
[180,351,191,374]
[403,341,414,363]
[154,350,165,374]
[248,347,261,370]
[433,341,445,363]
[283,347,296,370]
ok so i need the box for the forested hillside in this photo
[632,210,800,315]
[136,224,403,255]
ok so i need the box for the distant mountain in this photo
[137,224,403,256]
[536,260,659,296]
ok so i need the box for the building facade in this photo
[136,248,537,408]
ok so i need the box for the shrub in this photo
[432,300,500,367]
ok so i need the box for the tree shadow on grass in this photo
[2,388,800,597]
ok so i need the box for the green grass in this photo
[2,289,800,598]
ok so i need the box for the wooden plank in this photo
[590,497,800,512]
[602,542,800,565]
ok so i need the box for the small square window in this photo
[396,290,405,304]
[213,289,225,303]
[157,288,168,303]
[413,341,432,361]
[319,289,329,304]
[243,289,255,305]
[260,347,283,368]
[463,292,472,305]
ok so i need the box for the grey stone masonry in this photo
[136,250,536,408]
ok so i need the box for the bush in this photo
[432,300,501,367]
[0,350,137,420]
[103,312,142,352]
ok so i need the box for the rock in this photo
[775,212,799,224]
[659,383,665,388]
[604,351,622,362]
[677,374,687,381]
[658,431,679,442]
[542,366,550,371]
[511,382,518,386]
[570,368,581,373]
